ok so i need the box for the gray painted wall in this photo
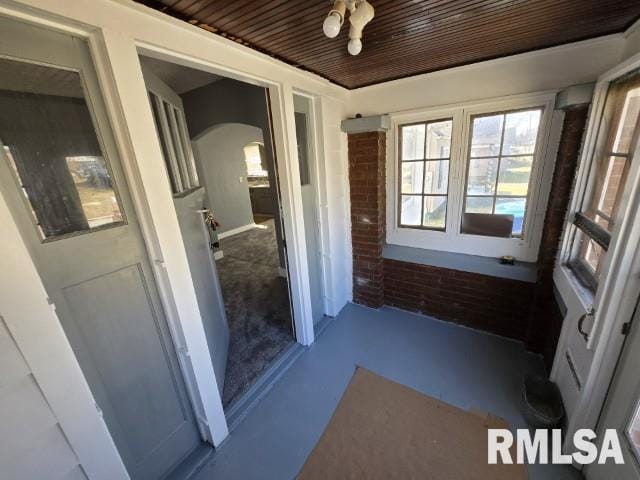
[182,79,286,268]
[191,123,263,234]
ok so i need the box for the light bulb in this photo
[323,12,342,38]
[348,38,362,55]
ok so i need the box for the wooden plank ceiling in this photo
[137,0,640,89]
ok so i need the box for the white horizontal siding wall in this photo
[0,318,87,480]
[317,96,351,314]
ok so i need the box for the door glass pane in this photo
[467,158,498,194]
[401,162,423,194]
[0,57,124,239]
[497,156,533,196]
[423,196,446,229]
[626,398,640,463]
[401,124,425,160]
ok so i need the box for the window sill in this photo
[383,244,538,283]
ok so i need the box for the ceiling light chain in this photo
[322,0,374,56]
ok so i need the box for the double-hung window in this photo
[569,71,640,290]
[399,119,452,230]
[463,109,542,238]
[390,94,555,262]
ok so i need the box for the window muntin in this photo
[463,108,542,237]
[398,119,452,230]
[571,72,640,288]
[0,58,125,240]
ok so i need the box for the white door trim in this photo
[293,89,332,318]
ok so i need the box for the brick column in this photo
[343,116,390,308]
[527,103,590,368]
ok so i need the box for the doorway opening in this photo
[139,55,295,410]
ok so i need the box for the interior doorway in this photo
[139,55,295,410]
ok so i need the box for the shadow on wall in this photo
[191,123,263,236]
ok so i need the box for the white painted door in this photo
[0,18,202,480]
[587,303,640,479]
[294,103,325,325]
[142,64,230,394]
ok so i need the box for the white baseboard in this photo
[213,250,224,260]
[217,223,257,239]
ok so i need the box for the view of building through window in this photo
[464,108,542,237]
[399,119,452,229]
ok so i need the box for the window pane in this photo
[612,86,640,154]
[400,195,421,226]
[423,196,446,229]
[595,155,627,220]
[497,156,533,196]
[401,162,424,194]
[0,58,124,239]
[426,120,452,159]
[423,160,449,194]
[467,158,498,194]
[495,197,527,235]
[465,196,493,213]
[471,114,503,157]
[401,124,425,160]
[502,110,541,155]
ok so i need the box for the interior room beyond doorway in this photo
[140,55,295,409]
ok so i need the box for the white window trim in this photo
[387,91,559,262]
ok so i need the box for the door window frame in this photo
[0,56,129,242]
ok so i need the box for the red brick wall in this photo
[384,259,534,340]
[527,106,589,369]
[348,131,386,308]
[347,107,587,359]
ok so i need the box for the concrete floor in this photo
[193,303,583,480]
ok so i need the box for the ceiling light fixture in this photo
[322,0,374,56]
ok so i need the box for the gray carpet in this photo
[217,219,294,407]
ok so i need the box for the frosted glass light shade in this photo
[348,38,362,55]
[323,12,342,38]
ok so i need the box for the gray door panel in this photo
[174,188,229,393]
[294,110,325,324]
[0,17,202,480]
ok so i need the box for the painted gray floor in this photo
[217,219,294,407]
[194,303,583,480]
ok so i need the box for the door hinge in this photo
[621,322,631,336]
